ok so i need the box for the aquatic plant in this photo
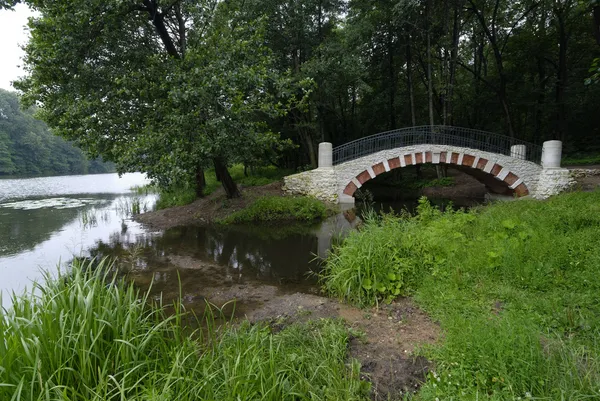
[0,258,368,401]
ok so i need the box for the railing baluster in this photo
[330,126,543,166]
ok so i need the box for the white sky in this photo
[0,4,36,91]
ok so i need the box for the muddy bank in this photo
[115,238,439,400]
[135,182,286,230]
[130,262,439,400]
[247,293,438,400]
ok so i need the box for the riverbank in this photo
[0,259,439,401]
[136,168,488,230]
[136,182,320,229]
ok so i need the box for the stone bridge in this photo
[283,126,574,204]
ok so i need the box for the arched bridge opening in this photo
[342,150,529,200]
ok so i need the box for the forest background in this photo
[1,0,598,186]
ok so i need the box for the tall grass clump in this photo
[219,195,328,224]
[0,258,368,400]
[323,191,600,399]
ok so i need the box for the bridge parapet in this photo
[332,126,543,166]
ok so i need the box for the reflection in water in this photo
[91,224,324,284]
[1,169,483,314]
[0,193,157,308]
[0,196,112,257]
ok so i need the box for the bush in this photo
[562,153,600,166]
[219,196,328,224]
[156,186,197,209]
[0,259,369,400]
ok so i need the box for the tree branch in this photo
[500,1,540,55]
[456,58,499,94]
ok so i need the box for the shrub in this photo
[219,196,327,224]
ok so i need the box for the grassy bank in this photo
[322,192,600,399]
[156,165,293,210]
[219,195,328,224]
[0,259,368,401]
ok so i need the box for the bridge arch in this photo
[342,149,530,199]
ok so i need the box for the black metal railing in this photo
[332,126,542,165]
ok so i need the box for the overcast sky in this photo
[0,4,36,91]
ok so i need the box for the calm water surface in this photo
[0,173,156,307]
[0,173,356,310]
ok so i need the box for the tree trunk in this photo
[555,12,569,141]
[594,6,600,45]
[406,35,417,126]
[195,165,206,198]
[426,0,435,127]
[447,2,460,126]
[387,27,397,130]
[213,157,240,198]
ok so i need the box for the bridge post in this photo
[535,140,574,198]
[541,140,562,168]
[510,144,526,160]
[318,142,333,169]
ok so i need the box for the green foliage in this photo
[323,192,600,399]
[16,0,300,193]
[0,89,114,176]
[219,196,327,224]
[0,258,369,400]
[562,152,600,165]
[155,187,198,210]
[585,57,600,85]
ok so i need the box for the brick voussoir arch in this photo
[342,150,530,198]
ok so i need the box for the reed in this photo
[0,258,368,401]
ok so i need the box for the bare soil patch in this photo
[246,293,439,400]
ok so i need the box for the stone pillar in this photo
[510,144,526,160]
[534,140,574,199]
[318,142,333,169]
[541,140,562,168]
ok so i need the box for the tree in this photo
[16,0,293,198]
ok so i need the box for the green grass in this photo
[155,165,293,210]
[130,184,159,195]
[562,153,600,166]
[219,195,328,224]
[0,259,369,400]
[322,192,600,400]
